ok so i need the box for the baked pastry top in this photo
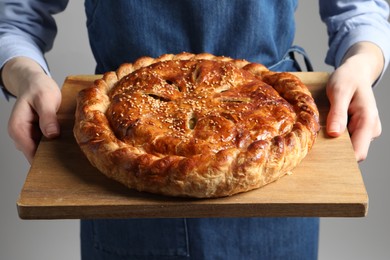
[74,52,320,198]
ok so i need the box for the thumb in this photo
[33,89,62,139]
[40,110,60,139]
[326,86,350,138]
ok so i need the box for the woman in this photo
[1,1,389,259]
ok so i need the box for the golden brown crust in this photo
[73,52,320,198]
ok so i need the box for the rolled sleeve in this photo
[0,34,51,100]
[320,0,390,71]
[0,0,69,99]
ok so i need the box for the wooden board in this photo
[17,72,368,219]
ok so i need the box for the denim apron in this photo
[81,1,318,259]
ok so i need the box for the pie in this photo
[73,52,320,198]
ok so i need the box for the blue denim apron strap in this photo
[269,45,314,72]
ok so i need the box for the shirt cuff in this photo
[334,26,390,68]
[325,20,390,86]
[0,34,51,100]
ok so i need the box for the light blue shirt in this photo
[1,0,390,99]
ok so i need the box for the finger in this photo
[350,125,372,162]
[19,125,40,164]
[348,113,381,162]
[12,128,39,164]
[39,110,60,139]
[326,86,351,137]
[32,90,61,139]
[8,100,41,164]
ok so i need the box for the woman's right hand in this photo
[2,57,61,164]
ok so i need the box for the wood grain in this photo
[17,72,368,219]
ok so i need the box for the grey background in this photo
[1,1,389,259]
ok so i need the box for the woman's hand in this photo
[326,42,384,162]
[2,57,61,164]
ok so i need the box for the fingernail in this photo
[328,122,340,134]
[45,123,59,137]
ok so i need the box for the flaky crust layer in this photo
[74,53,320,198]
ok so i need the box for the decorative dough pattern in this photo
[74,53,320,198]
